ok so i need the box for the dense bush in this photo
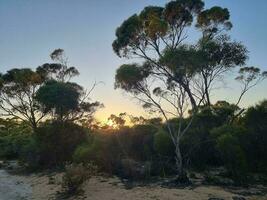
[182,128,220,171]
[35,121,87,167]
[71,100,267,181]
[19,137,40,169]
[0,120,32,159]
[73,125,158,174]
[1,99,267,184]
[73,132,121,173]
[241,100,267,173]
[154,129,174,157]
[126,124,157,161]
[73,144,92,164]
[211,125,248,182]
[181,102,236,170]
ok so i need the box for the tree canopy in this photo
[113,0,248,109]
[0,68,46,129]
[0,49,102,129]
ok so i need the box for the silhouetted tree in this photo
[0,68,46,130]
[235,67,267,106]
[36,49,102,122]
[37,49,79,82]
[108,113,126,128]
[36,80,102,122]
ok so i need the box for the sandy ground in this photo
[82,176,267,200]
[1,170,267,200]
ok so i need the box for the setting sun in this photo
[105,119,117,129]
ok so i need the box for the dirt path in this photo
[0,169,32,200]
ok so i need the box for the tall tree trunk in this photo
[175,142,183,176]
[30,110,38,132]
[180,82,197,109]
[202,71,211,106]
[31,121,37,133]
[174,141,190,184]
[205,84,211,106]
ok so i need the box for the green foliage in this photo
[241,100,267,173]
[73,132,121,173]
[0,68,46,129]
[139,6,167,40]
[113,0,249,113]
[35,121,87,167]
[212,125,248,182]
[196,6,232,35]
[73,124,158,175]
[211,101,239,122]
[164,0,204,25]
[182,130,219,170]
[153,129,174,157]
[129,124,157,160]
[0,120,32,159]
[36,80,82,118]
[1,68,44,89]
[19,137,40,169]
[73,144,92,164]
[112,14,142,57]
[37,49,79,82]
[235,66,267,85]
[199,35,247,68]
[112,0,204,57]
[71,100,267,181]
[181,102,240,170]
[115,64,149,94]
[160,45,204,78]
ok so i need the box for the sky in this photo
[0,0,266,122]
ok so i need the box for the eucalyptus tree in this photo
[235,67,267,106]
[37,48,79,82]
[113,0,247,109]
[0,49,80,130]
[108,113,127,128]
[113,0,248,180]
[0,68,46,130]
[0,49,101,129]
[35,80,102,122]
[36,49,102,122]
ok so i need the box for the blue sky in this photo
[0,0,266,121]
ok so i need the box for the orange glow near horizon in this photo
[105,119,118,129]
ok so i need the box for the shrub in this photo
[153,129,174,157]
[212,125,248,183]
[73,144,92,164]
[129,124,157,161]
[62,163,97,195]
[181,127,221,171]
[181,103,237,171]
[35,121,87,167]
[73,133,121,174]
[0,120,32,160]
[241,100,267,173]
[19,137,40,169]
